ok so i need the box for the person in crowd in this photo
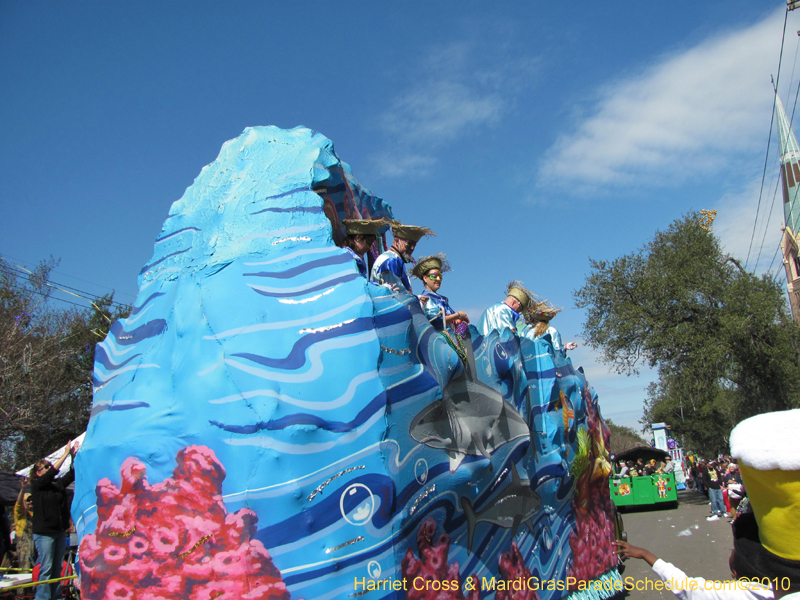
[477,281,533,336]
[0,506,10,568]
[31,440,78,600]
[617,461,630,478]
[342,219,383,279]
[13,477,34,569]
[728,408,800,599]
[724,463,745,515]
[692,460,708,498]
[519,299,578,356]
[370,221,434,292]
[663,458,675,473]
[705,460,727,520]
[614,539,774,600]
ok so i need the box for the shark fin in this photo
[510,462,521,486]
[461,496,477,555]
[510,514,522,540]
[525,518,536,536]
[449,451,465,473]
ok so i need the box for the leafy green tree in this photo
[0,257,129,470]
[575,212,800,455]
[605,419,647,455]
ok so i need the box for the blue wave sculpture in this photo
[73,126,619,600]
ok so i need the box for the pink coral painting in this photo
[79,446,292,600]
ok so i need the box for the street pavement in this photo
[614,489,738,599]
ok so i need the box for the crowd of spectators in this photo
[613,451,747,523]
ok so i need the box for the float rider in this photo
[411,254,468,331]
[412,254,469,361]
[476,281,533,336]
[370,221,434,292]
[520,299,578,355]
[342,219,383,279]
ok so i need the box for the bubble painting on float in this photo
[73,126,621,600]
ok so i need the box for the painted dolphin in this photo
[461,463,542,554]
[409,331,531,472]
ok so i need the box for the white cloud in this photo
[375,39,540,178]
[372,153,437,178]
[381,81,503,146]
[713,174,786,275]
[538,9,787,190]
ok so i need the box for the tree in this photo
[575,213,800,455]
[0,257,129,470]
[604,419,647,455]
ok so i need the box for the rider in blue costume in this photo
[411,254,469,331]
[342,219,383,279]
[520,299,578,357]
[477,281,534,336]
[370,221,434,292]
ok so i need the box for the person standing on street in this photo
[30,441,78,600]
[705,461,727,520]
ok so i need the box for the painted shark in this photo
[461,463,542,554]
[409,331,531,472]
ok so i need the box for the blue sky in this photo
[2,1,798,433]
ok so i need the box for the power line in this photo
[754,175,782,270]
[18,286,92,310]
[3,263,129,310]
[746,8,790,271]
[768,239,783,275]
[0,251,137,300]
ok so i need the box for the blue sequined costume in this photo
[370,249,411,291]
[521,324,565,356]
[477,302,520,336]
[344,246,368,279]
[420,290,455,331]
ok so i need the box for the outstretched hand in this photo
[613,541,658,566]
[565,342,578,350]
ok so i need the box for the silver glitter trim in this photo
[272,236,311,245]
[409,484,436,516]
[308,465,365,501]
[300,318,355,335]
[380,345,410,355]
[325,536,364,554]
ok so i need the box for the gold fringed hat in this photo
[527,299,563,324]
[343,219,384,237]
[390,221,436,243]
[411,253,451,280]
[505,280,534,311]
[730,409,800,585]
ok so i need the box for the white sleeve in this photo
[651,559,773,600]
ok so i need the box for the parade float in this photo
[72,126,621,600]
